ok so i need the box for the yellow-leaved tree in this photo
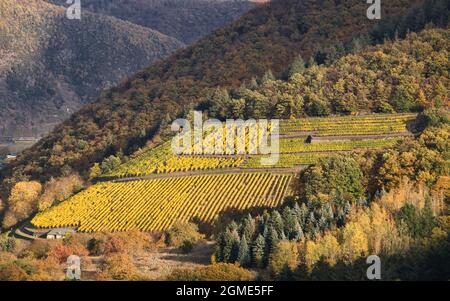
[303,232,340,267]
[2,181,42,229]
[269,240,299,275]
[341,221,369,262]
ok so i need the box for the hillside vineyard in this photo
[102,113,415,179]
[32,113,417,232]
[32,173,293,232]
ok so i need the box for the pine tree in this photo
[299,203,309,226]
[336,207,346,227]
[240,214,255,242]
[293,202,302,219]
[237,235,250,267]
[344,201,351,215]
[419,199,437,238]
[288,55,305,78]
[262,223,269,239]
[308,212,317,227]
[252,234,266,268]
[264,227,279,266]
[227,220,239,232]
[261,70,275,83]
[229,229,241,263]
[309,225,319,240]
[282,206,297,239]
[306,56,317,68]
[268,210,284,237]
[221,230,234,262]
[215,233,225,262]
[326,203,334,220]
[293,220,304,240]
[318,215,328,231]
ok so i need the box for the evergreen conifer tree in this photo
[252,234,266,268]
[237,235,250,267]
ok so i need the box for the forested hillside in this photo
[204,28,449,119]
[1,0,448,199]
[46,0,257,44]
[0,0,183,137]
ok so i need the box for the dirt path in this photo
[106,166,302,183]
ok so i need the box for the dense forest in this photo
[203,28,449,119]
[46,0,257,44]
[0,0,449,228]
[0,0,183,137]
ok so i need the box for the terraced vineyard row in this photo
[32,173,293,232]
[105,138,402,178]
[280,113,416,135]
[105,142,244,178]
[279,137,401,153]
[241,137,402,168]
[104,114,415,178]
[105,142,172,177]
[156,156,244,173]
[244,153,330,168]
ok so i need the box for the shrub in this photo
[0,262,28,280]
[87,237,107,256]
[180,240,194,254]
[48,242,89,264]
[100,253,139,280]
[166,222,204,248]
[26,240,51,259]
[0,234,16,252]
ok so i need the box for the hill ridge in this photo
[0,0,184,138]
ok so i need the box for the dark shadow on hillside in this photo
[193,198,296,237]
[284,237,450,281]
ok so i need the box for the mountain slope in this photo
[0,0,184,137]
[1,0,448,187]
[46,0,257,44]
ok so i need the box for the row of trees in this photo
[214,195,445,279]
[214,198,353,269]
[1,175,83,230]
